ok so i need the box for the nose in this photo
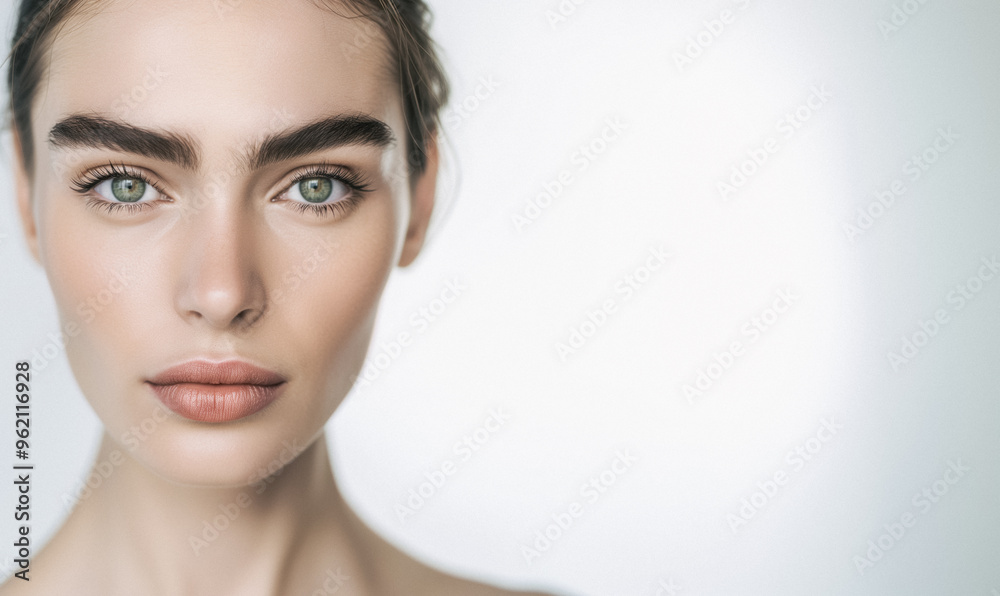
[174,201,267,330]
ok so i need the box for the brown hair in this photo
[5,0,450,180]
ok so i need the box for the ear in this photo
[11,127,41,265]
[397,132,438,268]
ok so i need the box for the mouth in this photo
[145,359,287,423]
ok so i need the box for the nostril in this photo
[234,306,265,327]
[175,262,268,330]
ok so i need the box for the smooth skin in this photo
[4,0,553,594]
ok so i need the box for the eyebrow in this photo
[47,113,396,172]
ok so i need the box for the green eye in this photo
[110,177,146,203]
[299,177,333,203]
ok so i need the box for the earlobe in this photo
[11,127,42,265]
[397,133,439,268]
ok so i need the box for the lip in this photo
[145,359,286,423]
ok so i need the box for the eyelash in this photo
[279,163,374,218]
[69,162,374,218]
[70,162,167,215]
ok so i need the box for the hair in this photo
[5,0,450,180]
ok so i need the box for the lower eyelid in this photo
[290,194,364,218]
[83,196,154,214]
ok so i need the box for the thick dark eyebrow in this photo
[49,115,200,169]
[47,113,396,173]
[243,114,396,171]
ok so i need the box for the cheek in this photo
[272,198,400,408]
[35,195,150,428]
[30,172,404,484]
[39,197,126,313]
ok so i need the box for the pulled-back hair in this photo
[5,0,449,179]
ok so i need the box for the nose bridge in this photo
[175,192,265,329]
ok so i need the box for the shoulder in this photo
[345,506,569,596]
[0,525,106,596]
[422,569,566,596]
[435,582,564,596]
[381,552,564,596]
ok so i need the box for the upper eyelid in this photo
[283,163,366,185]
[74,163,159,185]
[73,165,170,201]
[275,165,372,198]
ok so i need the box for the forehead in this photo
[36,0,397,147]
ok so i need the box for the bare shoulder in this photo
[346,507,569,596]
[439,582,563,596]
[428,570,566,596]
[385,553,564,596]
[0,529,104,596]
[0,567,79,596]
[0,564,93,596]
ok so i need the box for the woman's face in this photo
[14,0,435,485]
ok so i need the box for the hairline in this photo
[12,0,414,181]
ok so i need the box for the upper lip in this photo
[146,359,285,386]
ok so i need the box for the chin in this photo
[93,378,329,489]
[124,417,318,488]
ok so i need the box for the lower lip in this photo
[146,382,285,423]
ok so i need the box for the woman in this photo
[3,0,557,593]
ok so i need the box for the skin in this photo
[3,1,553,594]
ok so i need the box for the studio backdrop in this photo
[0,1,998,594]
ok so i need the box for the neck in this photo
[62,431,385,596]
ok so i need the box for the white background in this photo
[1,1,999,594]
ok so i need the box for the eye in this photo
[274,164,374,218]
[94,175,159,204]
[70,163,169,215]
[289,176,351,205]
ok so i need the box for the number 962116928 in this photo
[15,362,30,460]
